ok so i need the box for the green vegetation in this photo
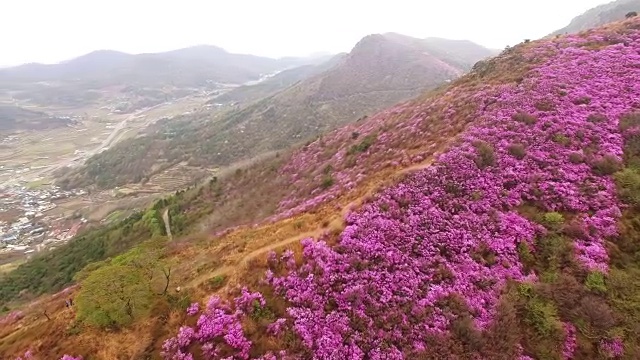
[507,112,640,358]
[76,264,153,328]
[507,143,526,159]
[348,134,377,155]
[542,212,564,229]
[473,141,496,169]
[75,239,170,328]
[585,271,607,294]
[0,194,182,306]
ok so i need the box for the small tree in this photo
[626,11,637,19]
[76,264,153,328]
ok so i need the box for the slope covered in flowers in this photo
[161,19,640,360]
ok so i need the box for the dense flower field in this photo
[269,30,640,357]
[164,21,640,359]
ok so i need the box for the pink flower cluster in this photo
[599,338,624,358]
[14,350,33,360]
[562,323,577,359]
[163,288,275,360]
[0,310,24,326]
[186,302,200,316]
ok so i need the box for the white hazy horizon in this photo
[0,0,616,66]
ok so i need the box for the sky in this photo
[0,0,614,66]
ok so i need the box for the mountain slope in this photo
[210,53,347,105]
[59,34,494,190]
[550,0,640,35]
[0,105,75,131]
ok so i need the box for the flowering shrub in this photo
[162,289,268,360]
[0,310,24,326]
[562,323,577,359]
[186,302,200,316]
[14,350,33,360]
[599,338,624,358]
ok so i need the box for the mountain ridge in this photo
[550,0,640,36]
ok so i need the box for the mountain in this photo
[58,34,495,190]
[550,0,640,35]
[3,15,640,360]
[0,46,314,107]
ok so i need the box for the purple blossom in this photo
[267,318,287,335]
[186,302,200,316]
[600,338,624,358]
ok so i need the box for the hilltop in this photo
[58,34,494,190]
[550,0,640,36]
[1,15,640,360]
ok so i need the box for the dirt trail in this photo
[185,151,447,290]
[162,208,173,240]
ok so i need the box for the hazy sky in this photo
[1,0,612,66]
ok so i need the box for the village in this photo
[0,183,87,256]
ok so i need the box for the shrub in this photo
[508,143,527,159]
[568,152,584,164]
[512,112,538,125]
[473,141,496,169]
[518,242,536,271]
[524,296,562,336]
[552,133,570,146]
[587,113,608,124]
[615,168,640,207]
[76,265,153,328]
[542,212,565,229]
[320,175,334,189]
[562,219,589,239]
[591,154,622,176]
[626,11,638,18]
[534,100,555,112]
[207,275,226,291]
[620,112,640,131]
[348,135,376,154]
[585,272,607,293]
[573,96,591,105]
[351,131,360,140]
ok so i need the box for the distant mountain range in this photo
[59,33,496,189]
[0,46,328,107]
[550,0,640,36]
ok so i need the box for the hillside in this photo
[550,0,640,36]
[58,34,494,190]
[210,54,347,106]
[0,105,75,132]
[0,46,314,108]
[3,17,640,360]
